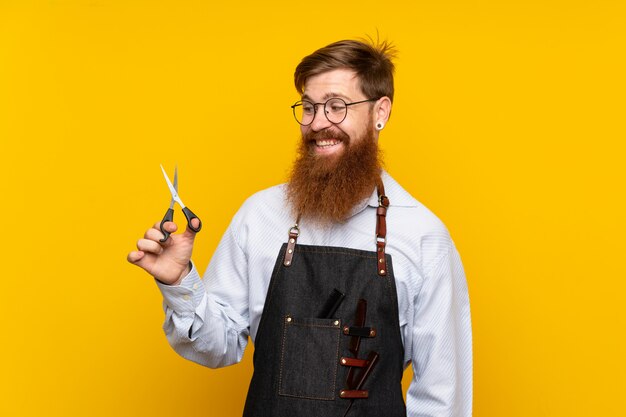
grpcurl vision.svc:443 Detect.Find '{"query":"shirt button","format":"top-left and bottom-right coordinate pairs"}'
top-left (193, 283), bottom-right (199, 290)
top-left (183, 295), bottom-right (191, 301)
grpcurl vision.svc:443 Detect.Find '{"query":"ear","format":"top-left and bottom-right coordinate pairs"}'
top-left (373, 96), bottom-right (392, 129)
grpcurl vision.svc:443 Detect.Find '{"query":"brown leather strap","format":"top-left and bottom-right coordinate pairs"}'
top-left (339, 390), bottom-right (369, 399)
top-left (283, 222), bottom-right (300, 267)
top-left (341, 351), bottom-right (379, 400)
top-left (376, 182), bottom-right (389, 276)
top-left (340, 357), bottom-right (369, 368)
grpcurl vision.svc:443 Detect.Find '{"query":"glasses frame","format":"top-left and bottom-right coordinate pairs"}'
top-left (290, 97), bottom-right (380, 126)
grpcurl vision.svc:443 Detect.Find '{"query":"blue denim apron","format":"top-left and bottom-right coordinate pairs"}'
top-left (243, 188), bottom-right (406, 417)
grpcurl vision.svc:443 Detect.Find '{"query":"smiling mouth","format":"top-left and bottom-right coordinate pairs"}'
top-left (315, 139), bottom-right (342, 149)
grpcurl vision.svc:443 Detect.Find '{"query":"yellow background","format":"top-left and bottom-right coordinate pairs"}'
top-left (1, 1), bottom-right (624, 416)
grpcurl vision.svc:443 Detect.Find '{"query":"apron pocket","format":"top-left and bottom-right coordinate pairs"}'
top-left (278, 315), bottom-right (341, 400)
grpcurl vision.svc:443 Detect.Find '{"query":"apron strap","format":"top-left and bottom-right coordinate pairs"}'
top-left (376, 181), bottom-right (389, 276)
top-left (283, 220), bottom-right (300, 267)
top-left (283, 181), bottom-right (390, 275)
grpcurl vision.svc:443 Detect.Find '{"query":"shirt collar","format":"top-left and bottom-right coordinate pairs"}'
top-left (349, 170), bottom-right (419, 217)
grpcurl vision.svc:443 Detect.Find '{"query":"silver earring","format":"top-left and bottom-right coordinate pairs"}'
top-left (376, 122), bottom-right (384, 130)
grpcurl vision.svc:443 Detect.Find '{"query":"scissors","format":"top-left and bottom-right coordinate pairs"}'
top-left (159, 165), bottom-right (202, 242)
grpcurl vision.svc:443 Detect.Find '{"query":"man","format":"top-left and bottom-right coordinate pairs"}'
top-left (128, 39), bottom-right (472, 417)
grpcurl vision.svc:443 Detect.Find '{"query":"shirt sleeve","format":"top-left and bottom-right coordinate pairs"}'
top-left (155, 224), bottom-right (250, 369)
top-left (406, 246), bottom-right (473, 417)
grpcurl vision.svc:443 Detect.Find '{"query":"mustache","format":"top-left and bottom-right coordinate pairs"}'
top-left (303, 128), bottom-right (350, 143)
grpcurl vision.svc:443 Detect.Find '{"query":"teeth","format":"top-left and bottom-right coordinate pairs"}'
top-left (316, 139), bottom-right (340, 147)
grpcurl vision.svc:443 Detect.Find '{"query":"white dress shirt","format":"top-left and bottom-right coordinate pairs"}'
top-left (156, 171), bottom-right (472, 417)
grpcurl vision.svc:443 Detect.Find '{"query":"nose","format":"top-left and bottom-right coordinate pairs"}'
top-left (309, 104), bottom-right (333, 132)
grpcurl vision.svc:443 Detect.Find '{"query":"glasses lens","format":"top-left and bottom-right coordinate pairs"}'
top-left (293, 100), bottom-right (315, 125)
top-left (324, 98), bottom-right (347, 124)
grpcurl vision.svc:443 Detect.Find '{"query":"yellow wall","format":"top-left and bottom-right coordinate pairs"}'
top-left (1, 1), bottom-right (624, 416)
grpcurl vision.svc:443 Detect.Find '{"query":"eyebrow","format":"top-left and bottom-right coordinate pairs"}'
top-left (301, 92), bottom-right (352, 102)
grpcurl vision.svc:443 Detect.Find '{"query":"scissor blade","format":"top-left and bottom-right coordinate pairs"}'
top-left (160, 164), bottom-right (186, 208)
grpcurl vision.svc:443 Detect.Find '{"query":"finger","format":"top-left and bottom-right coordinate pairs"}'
top-left (136, 238), bottom-right (164, 255)
top-left (127, 250), bottom-right (154, 274)
top-left (127, 250), bottom-right (145, 264)
top-left (182, 218), bottom-right (201, 239)
top-left (189, 217), bottom-right (200, 230)
top-left (152, 221), bottom-right (179, 243)
top-left (152, 221), bottom-right (179, 233)
top-left (145, 227), bottom-right (170, 242)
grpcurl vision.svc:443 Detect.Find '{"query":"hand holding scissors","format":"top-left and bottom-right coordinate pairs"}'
top-left (159, 165), bottom-right (202, 242)
top-left (127, 165), bottom-right (202, 285)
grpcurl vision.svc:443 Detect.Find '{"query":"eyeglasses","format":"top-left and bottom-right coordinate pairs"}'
top-left (290, 97), bottom-right (380, 126)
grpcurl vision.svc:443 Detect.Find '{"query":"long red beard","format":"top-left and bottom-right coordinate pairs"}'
top-left (286, 124), bottom-right (382, 225)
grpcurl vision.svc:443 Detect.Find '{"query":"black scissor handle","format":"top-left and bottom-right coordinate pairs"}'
top-left (182, 207), bottom-right (202, 233)
top-left (159, 208), bottom-right (174, 242)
